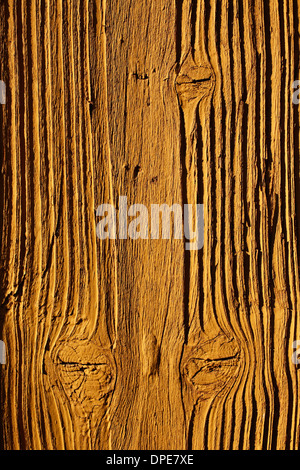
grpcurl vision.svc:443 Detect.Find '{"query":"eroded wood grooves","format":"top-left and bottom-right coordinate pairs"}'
top-left (0, 0), bottom-right (299, 450)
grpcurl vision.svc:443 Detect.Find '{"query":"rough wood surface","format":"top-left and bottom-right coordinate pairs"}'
top-left (0, 0), bottom-right (300, 450)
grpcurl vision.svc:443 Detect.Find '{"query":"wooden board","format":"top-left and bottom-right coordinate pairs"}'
top-left (0, 0), bottom-right (299, 450)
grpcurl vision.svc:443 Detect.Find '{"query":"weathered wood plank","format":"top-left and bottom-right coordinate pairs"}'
top-left (0, 0), bottom-right (299, 450)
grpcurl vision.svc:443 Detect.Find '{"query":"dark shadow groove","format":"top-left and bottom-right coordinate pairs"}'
top-left (195, 103), bottom-right (204, 331)
top-left (175, 0), bottom-right (183, 66)
top-left (190, 0), bottom-right (197, 60)
top-left (179, 107), bottom-right (190, 343)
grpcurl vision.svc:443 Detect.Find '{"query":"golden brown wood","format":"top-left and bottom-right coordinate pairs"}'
top-left (0, 0), bottom-right (300, 450)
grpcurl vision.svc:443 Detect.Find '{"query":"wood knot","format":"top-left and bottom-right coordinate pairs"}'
top-left (175, 52), bottom-right (214, 108)
top-left (181, 332), bottom-right (240, 400)
top-left (141, 332), bottom-right (160, 377)
top-left (54, 341), bottom-right (115, 415)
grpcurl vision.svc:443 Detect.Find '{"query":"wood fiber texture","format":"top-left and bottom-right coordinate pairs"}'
top-left (0, 0), bottom-right (300, 450)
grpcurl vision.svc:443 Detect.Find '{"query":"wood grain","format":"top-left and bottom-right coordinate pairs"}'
top-left (0, 0), bottom-right (299, 450)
